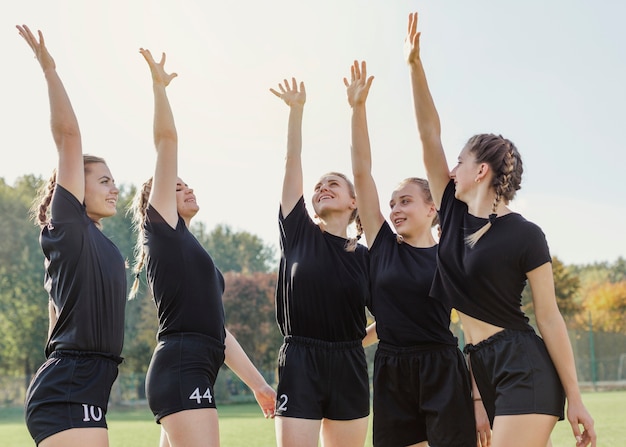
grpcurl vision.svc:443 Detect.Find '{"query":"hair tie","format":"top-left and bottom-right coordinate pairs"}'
top-left (488, 213), bottom-right (497, 225)
top-left (135, 272), bottom-right (140, 279)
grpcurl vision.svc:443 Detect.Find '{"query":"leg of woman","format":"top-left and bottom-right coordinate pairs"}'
top-left (320, 417), bottom-right (369, 447)
top-left (39, 428), bottom-right (109, 447)
top-left (491, 414), bottom-right (557, 447)
top-left (159, 408), bottom-right (219, 447)
top-left (275, 416), bottom-right (321, 447)
top-left (159, 426), bottom-right (170, 447)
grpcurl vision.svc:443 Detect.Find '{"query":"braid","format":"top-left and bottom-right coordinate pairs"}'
top-left (465, 137), bottom-right (518, 248)
top-left (344, 213), bottom-right (363, 252)
top-left (128, 178), bottom-right (153, 300)
top-left (31, 171), bottom-right (57, 227)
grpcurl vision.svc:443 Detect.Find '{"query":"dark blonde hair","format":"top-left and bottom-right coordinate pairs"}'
top-left (31, 155), bottom-right (108, 228)
top-left (394, 177), bottom-right (439, 244)
top-left (464, 134), bottom-right (523, 248)
top-left (316, 171), bottom-right (362, 252)
top-left (127, 177), bottom-right (153, 300)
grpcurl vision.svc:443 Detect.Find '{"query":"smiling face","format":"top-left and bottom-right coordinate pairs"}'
top-left (389, 181), bottom-right (436, 238)
top-left (311, 173), bottom-right (356, 221)
top-left (83, 161), bottom-right (119, 222)
top-left (175, 177), bottom-right (199, 220)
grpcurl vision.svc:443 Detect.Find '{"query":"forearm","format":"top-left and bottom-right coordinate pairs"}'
top-left (224, 329), bottom-right (268, 392)
top-left (350, 104), bottom-right (372, 178)
top-left (47, 300), bottom-right (57, 339)
top-left (152, 83), bottom-right (177, 148)
top-left (408, 60), bottom-right (441, 145)
top-left (45, 68), bottom-right (80, 150)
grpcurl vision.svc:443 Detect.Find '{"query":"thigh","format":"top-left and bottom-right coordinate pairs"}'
top-left (39, 427), bottom-right (109, 447)
top-left (492, 414), bottom-right (557, 447)
top-left (275, 416), bottom-right (321, 447)
top-left (160, 408), bottom-right (219, 447)
top-left (321, 417), bottom-right (369, 447)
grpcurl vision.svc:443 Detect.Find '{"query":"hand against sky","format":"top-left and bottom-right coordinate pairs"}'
top-left (343, 60), bottom-right (374, 108)
top-left (16, 25), bottom-right (55, 72)
top-left (139, 48), bottom-right (178, 87)
top-left (270, 77), bottom-right (306, 108)
top-left (404, 12), bottom-right (421, 66)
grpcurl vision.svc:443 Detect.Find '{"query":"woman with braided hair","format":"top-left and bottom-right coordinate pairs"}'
top-left (17, 25), bottom-right (126, 447)
top-left (405, 11), bottom-right (596, 447)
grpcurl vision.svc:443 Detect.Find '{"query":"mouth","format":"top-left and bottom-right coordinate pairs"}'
top-left (106, 198), bottom-right (117, 206)
top-left (318, 194), bottom-right (333, 202)
top-left (393, 217), bottom-right (406, 226)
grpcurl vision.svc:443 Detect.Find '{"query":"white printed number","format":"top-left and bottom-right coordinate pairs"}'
top-left (277, 394), bottom-right (288, 412)
top-left (189, 387), bottom-right (213, 404)
top-left (81, 404), bottom-right (103, 422)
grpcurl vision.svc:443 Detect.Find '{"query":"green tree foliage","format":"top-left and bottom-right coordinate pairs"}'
top-left (222, 271), bottom-right (281, 376)
top-left (580, 281), bottom-right (626, 334)
top-left (0, 176), bottom-right (48, 386)
top-left (192, 223), bottom-right (277, 274)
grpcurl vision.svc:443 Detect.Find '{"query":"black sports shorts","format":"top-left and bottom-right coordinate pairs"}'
top-left (275, 335), bottom-right (369, 420)
top-left (464, 328), bottom-right (565, 425)
top-left (373, 342), bottom-right (475, 447)
top-left (145, 332), bottom-right (225, 423)
top-left (25, 350), bottom-right (122, 444)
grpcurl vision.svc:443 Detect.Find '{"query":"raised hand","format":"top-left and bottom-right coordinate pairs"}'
top-left (139, 48), bottom-right (178, 87)
top-left (404, 12), bottom-right (421, 66)
top-left (270, 77), bottom-right (306, 108)
top-left (16, 25), bottom-right (55, 72)
top-left (343, 60), bottom-right (374, 108)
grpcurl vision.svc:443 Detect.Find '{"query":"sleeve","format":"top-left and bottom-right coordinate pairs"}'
top-left (278, 196), bottom-right (313, 252)
top-left (49, 184), bottom-right (87, 224)
top-left (521, 221), bottom-right (552, 274)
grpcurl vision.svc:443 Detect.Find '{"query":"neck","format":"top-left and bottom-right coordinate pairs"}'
top-left (318, 215), bottom-right (350, 238)
top-left (401, 229), bottom-right (436, 248)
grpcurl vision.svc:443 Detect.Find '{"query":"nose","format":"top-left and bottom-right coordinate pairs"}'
top-left (450, 166), bottom-right (458, 177)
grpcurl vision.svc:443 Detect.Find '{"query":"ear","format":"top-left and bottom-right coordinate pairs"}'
top-left (475, 162), bottom-right (490, 182)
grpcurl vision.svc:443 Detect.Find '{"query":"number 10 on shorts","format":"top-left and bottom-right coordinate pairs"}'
top-left (189, 387), bottom-right (213, 404)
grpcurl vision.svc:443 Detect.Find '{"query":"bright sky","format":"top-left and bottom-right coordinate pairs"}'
top-left (3, 1), bottom-right (625, 266)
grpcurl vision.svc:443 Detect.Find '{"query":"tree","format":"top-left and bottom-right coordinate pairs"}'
top-left (222, 271), bottom-right (282, 376)
top-left (580, 281), bottom-right (626, 333)
top-left (193, 223), bottom-right (277, 274)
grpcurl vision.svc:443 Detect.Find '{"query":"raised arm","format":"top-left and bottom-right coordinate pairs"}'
top-left (404, 12), bottom-right (450, 208)
top-left (224, 329), bottom-right (276, 419)
top-left (17, 25), bottom-right (84, 201)
top-left (139, 49), bottom-right (179, 227)
top-left (344, 60), bottom-right (384, 247)
top-left (270, 78), bottom-right (306, 216)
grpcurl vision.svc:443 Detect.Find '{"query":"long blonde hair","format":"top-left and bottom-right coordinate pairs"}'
top-left (127, 177), bottom-right (153, 299)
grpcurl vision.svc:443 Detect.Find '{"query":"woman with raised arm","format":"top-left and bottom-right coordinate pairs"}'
top-left (129, 49), bottom-right (275, 447)
top-left (345, 59), bottom-right (480, 447)
top-left (17, 25), bottom-right (126, 447)
top-left (269, 78), bottom-right (370, 447)
top-left (405, 11), bottom-right (596, 447)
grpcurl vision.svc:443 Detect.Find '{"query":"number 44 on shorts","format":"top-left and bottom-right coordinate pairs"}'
top-left (189, 387), bottom-right (213, 404)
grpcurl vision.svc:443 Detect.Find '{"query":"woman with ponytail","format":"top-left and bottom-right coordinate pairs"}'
top-left (18, 25), bottom-right (126, 447)
top-left (129, 48), bottom-right (275, 447)
top-left (269, 78), bottom-right (370, 447)
top-left (406, 11), bottom-right (596, 447)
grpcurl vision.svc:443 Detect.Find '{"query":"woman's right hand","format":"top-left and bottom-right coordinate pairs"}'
top-left (270, 77), bottom-right (306, 108)
top-left (139, 48), bottom-right (178, 87)
top-left (16, 25), bottom-right (56, 73)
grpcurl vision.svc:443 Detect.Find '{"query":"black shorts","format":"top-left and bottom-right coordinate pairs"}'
top-left (146, 332), bottom-right (225, 423)
top-left (373, 343), bottom-right (475, 447)
top-left (464, 329), bottom-right (565, 425)
top-left (275, 336), bottom-right (369, 420)
top-left (25, 350), bottom-right (122, 445)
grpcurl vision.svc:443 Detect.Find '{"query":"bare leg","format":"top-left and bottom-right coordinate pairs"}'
top-left (39, 427), bottom-right (109, 447)
top-left (159, 408), bottom-right (219, 447)
top-left (320, 417), bottom-right (369, 447)
top-left (491, 414), bottom-right (557, 447)
top-left (275, 416), bottom-right (321, 447)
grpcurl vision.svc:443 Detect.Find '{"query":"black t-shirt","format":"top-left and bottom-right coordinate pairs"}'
top-left (41, 185), bottom-right (127, 357)
top-left (369, 221), bottom-right (457, 347)
top-left (144, 205), bottom-right (226, 343)
top-left (275, 197), bottom-right (369, 342)
top-left (430, 180), bottom-right (551, 330)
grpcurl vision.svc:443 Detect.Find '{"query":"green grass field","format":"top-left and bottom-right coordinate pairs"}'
top-left (1, 391), bottom-right (623, 446)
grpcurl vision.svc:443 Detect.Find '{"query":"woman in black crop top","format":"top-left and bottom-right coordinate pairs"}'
top-left (129, 49), bottom-right (275, 447)
top-left (18, 25), bottom-right (126, 447)
top-left (405, 11), bottom-right (596, 447)
top-left (270, 78), bottom-right (370, 447)
top-left (345, 60), bottom-right (481, 447)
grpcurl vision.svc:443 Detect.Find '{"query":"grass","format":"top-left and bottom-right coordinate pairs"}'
top-left (1, 391), bottom-right (623, 446)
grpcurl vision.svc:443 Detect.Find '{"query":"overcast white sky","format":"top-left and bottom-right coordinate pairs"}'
top-left (3, 1), bottom-right (625, 265)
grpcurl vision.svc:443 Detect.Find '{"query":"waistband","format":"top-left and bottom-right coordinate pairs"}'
top-left (284, 335), bottom-right (362, 350)
top-left (463, 328), bottom-right (535, 355)
top-left (158, 332), bottom-right (225, 349)
top-left (378, 341), bottom-right (457, 356)
top-left (49, 349), bottom-right (123, 364)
